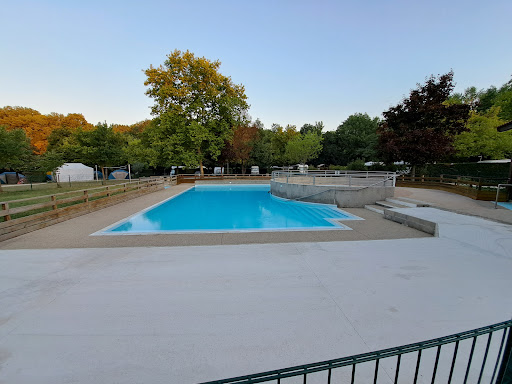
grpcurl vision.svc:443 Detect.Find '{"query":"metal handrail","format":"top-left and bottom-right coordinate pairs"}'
top-left (200, 319), bottom-right (512, 384)
top-left (494, 184), bottom-right (512, 208)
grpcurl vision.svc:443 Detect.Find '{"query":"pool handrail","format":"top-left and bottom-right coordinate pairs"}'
top-left (494, 183), bottom-right (512, 208)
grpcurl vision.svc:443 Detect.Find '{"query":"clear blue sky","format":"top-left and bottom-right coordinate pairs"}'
top-left (1, 0), bottom-right (511, 131)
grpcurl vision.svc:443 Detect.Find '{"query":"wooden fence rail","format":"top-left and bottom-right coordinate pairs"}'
top-left (396, 175), bottom-right (509, 201)
top-left (0, 177), bottom-right (168, 241)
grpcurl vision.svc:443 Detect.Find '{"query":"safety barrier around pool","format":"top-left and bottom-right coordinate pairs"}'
top-left (200, 319), bottom-right (512, 384)
top-left (270, 171), bottom-right (396, 207)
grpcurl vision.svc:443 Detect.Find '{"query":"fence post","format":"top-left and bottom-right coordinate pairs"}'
top-left (83, 190), bottom-right (89, 203)
top-left (2, 202), bottom-right (11, 221)
top-left (51, 195), bottom-right (57, 210)
top-left (496, 328), bottom-right (512, 384)
top-left (478, 178), bottom-right (482, 191)
top-left (106, 186), bottom-right (110, 197)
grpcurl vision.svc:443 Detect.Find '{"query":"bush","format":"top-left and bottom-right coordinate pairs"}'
top-left (346, 159), bottom-right (367, 171)
top-left (328, 165), bottom-right (347, 170)
top-left (421, 162), bottom-right (510, 181)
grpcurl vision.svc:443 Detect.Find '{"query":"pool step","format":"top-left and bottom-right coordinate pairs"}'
top-left (364, 198), bottom-right (429, 215)
top-left (387, 197), bottom-right (431, 207)
top-left (364, 204), bottom-right (385, 214)
top-left (376, 200), bottom-right (410, 209)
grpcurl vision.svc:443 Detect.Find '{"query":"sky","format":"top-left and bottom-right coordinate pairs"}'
top-left (1, 0), bottom-right (511, 131)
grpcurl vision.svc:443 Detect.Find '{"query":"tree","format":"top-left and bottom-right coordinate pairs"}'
top-left (454, 108), bottom-right (511, 159)
top-left (0, 107), bottom-right (92, 154)
top-left (222, 124), bottom-right (260, 174)
top-left (271, 124), bottom-right (299, 165)
top-left (0, 126), bottom-right (32, 170)
top-left (249, 128), bottom-right (274, 171)
top-left (336, 113), bottom-right (379, 163)
top-left (48, 123), bottom-right (126, 168)
top-left (378, 72), bottom-right (470, 175)
top-left (284, 132), bottom-right (323, 165)
top-left (300, 121), bottom-right (324, 136)
top-left (316, 130), bottom-right (343, 166)
top-left (144, 50), bottom-right (249, 175)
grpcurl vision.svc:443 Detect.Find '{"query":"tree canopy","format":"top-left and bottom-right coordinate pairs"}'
top-left (144, 50), bottom-right (249, 175)
top-left (378, 72), bottom-right (470, 173)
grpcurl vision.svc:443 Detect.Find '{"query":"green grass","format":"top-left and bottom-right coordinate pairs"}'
top-left (0, 180), bottom-right (129, 202)
top-left (0, 180), bottom-right (138, 221)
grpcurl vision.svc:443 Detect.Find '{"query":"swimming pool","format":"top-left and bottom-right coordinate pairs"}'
top-left (98, 184), bottom-right (361, 234)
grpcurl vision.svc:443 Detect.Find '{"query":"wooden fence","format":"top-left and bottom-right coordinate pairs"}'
top-left (396, 175), bottom-right (509, 201)
top-left (0, 178), bottom-right (168, 242)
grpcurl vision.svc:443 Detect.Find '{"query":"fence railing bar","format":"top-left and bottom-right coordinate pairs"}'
top-left (199, 320), bottom-right (512, 384)
top-left (478, 332), bottom-right (493, 384)
top-left (491, 328), bottom-right (508, 384)
top-left (495, 326), bottom-right (512, 384)
top-left (394, 354), bottom-right (401, 384)
top-left (463, 336), bottom-right (477, 384)
top-left (413, 349), bottom-right (422, 384)
top-left (374, 359), bottom-right (380, 384)
top-left (447, 340), bottom-right (460, 384)
top-left (431, 345), bottom-right (441, 384)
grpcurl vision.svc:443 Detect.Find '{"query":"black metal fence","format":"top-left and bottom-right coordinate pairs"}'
top-left (200, 319), bottom-right (512, 384)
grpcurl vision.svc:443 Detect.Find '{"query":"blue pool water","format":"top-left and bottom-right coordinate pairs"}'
top-left (102, 184), bottom-right (359, 234)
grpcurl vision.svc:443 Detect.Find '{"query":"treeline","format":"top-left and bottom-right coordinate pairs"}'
top-left (1, 52), bottom-right (511, 177)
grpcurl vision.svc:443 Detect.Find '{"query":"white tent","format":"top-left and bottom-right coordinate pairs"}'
top-left (55, 163), bottom-right (94, 182)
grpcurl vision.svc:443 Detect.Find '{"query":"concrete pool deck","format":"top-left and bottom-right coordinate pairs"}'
top-left (1, 185), bottom-right (512, 383)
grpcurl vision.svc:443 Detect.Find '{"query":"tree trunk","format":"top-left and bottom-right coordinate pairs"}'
top-left (241, 162), bottom-right (246, 175)
top-left (198, 148), bottom-right (204, 177)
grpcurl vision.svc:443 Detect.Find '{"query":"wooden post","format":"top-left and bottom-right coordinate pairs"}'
top-left (83, 190), bottom-right (89, 203)
top-left (51, 195), bottom-right (58, 210)
top-left (106, 186), bottom-right (110, 197)
top-left (2, 202), bottom-right (11, 221)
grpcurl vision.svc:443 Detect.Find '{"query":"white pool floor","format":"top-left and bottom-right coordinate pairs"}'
top-left (0, 208), bottom-right (511, 383)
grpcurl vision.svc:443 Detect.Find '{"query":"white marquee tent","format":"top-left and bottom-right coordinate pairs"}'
top-left (55, 163), bottom-right (94, 182)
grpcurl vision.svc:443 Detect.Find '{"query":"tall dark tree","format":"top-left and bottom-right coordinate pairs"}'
top-left (378, 72), bottom-right (470, 175)
top-left (336, 113), bottom-right (379, 163)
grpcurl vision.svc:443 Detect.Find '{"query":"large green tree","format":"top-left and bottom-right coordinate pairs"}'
top-left (454, 108), bottom-right (511, 159)
top-left (0, 126), bottom-right (32, 170)
top-left (144, 50), bottom-right (249, 175)
top-left (378, 72), bottom-right (470, 175)
top-left (336, 113), bottom-right (379, 163)
top-left (284, 132), bottom-right (323, 165)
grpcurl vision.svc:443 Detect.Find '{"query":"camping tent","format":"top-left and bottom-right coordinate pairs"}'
top-left (0, 172), bottom-right (25, 184)
top-left (108, 169), bottom-right (129, 180)
top-left (55, 163), bottom-right (94, 182)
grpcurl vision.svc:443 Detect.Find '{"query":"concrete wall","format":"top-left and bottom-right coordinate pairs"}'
top-left (270, 181), bottom-right (394, 207)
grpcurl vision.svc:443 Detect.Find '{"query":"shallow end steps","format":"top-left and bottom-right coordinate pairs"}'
top-left (389, 197), bottom-right (431, 207)
top-left (376, 200), bottom-right (410, 209)
top-left (384, 209), bottom-right (437, 236)
top-left (364, 204), bottom-right (385, 214)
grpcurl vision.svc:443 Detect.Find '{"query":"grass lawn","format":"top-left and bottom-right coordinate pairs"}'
top-left (0, 180), bottom-right (134, 220)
